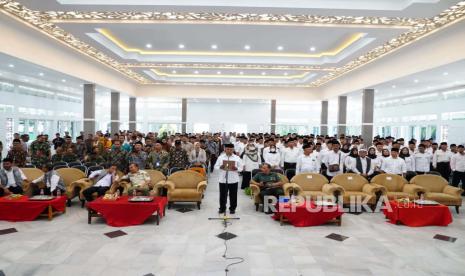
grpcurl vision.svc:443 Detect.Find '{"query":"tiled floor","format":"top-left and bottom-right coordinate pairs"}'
top-left (1, 171), bottom-right (464, 276)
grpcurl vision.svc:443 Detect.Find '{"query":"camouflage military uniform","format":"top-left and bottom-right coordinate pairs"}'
top-left (107, 149), bottom-right (128, 173)
top-left (147, 150), bottom-right (170, 175)
top-left (63, 153), bottom-right (79, 163)
top-left (51, 154), bottom-right (64, 164)
top-left (61, 142), bottom-right (76, 153)
top-left (86, 154), bottom-right (106, 165)
top-left (30, 141), bottom-right (51, 167)
top-left (6, 149), bottom-right (27, 167)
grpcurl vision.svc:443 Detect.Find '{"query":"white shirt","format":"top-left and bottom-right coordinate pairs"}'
top-left (413, 152), bottom-right (432, 172)
top-left (296, 152), bottom-right (320, 174)
top-left (451, 153), bottom-right (465, 172)
top-left (402, 156), bottom-right (415, 172)
top-left (381, 157), bottom-right (407, 175)
top-left (352, 157), bottom-right (374, 176)
top-left (264, 151), bottom-right (281, 168)
top-left (89, 169), bottom-right (118, 188)
top-left (433, 149), bottom-right (453, 168)
top-left (280, 147), bottom-right (300, 166)
top-left (32, 174), bottom-right (60, 191)
top-left (344, 156), bottom-right (356, 172)
top-left (323, 150), bottom-right (344, 177)
top-left (2, 168), bottom-right (27, 188)
top-left (214, 153), bottom-right (244, 184)
top-left (234, 142), bottom-right (245, 156)
top-left (242, 153), bottom-right (260, 172)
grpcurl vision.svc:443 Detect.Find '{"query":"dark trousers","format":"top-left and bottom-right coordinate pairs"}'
top-left (0, 186), bottom-right (23, 196)
top-left (284, 162), bottom-right (297, 179)
top-left (452, 171), bottom-right (465, 188)
top-left (219, 182), bottom-right (238, 212)
top-left (209, 154), bottom-right (218, 173)
top-left (241, 171), bottom-right (252, 189)
top-left (32, 186), bottom-right (64, 196)
top-left (260, 187), bottom-right (284, 211)
top-left (436, 162), bottom-right (451, 181)
top-left (83, 186), bottom-right (110, 202)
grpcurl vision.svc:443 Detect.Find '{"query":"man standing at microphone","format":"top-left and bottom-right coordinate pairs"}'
top-left (214, 143), bottom-right (243, 215)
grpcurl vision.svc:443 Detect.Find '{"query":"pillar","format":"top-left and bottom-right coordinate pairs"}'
top-left (129, 97), bottom-right (136, 131)
top-left (337, 96), bottom-right (347, 136)
top-left (181, 98), bottom-right (187, 133)
top-left (110, 91), bottom-right (120, 134)
top-left (320, 101), bottom-right (328, 136)
top-left (270, 99), bottom-right (276, 133)
top-left (362, 89), bottom-right (375, 143)
top-left (83, 83), bottom-right (95, 135)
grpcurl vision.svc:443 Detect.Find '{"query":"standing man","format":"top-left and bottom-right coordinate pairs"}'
top-left (295, 144), bottom-right (320, 174)
top-left (52, 133), bottom-right (65, 150)
top-left (206, 136), bottom-right (219, 173)
top-left (450, 145), bottom-right (465, 191)
top-left (7, 139), bottom-right (27, 167)
top-left (147, 141), bottom-right (170, 175)
top-left (214, 144), bottom-right (243, 215)
top-left (323, 141), bottom-right (344, 181)
top-left (30, 134), bottom-right (51, 168)
top-left (433, 142), bottom-right (453, 181)
top-left (352, 148), bottom-right (375, 179)
top-left (280, 138), bottom-right (300, 179)
top-left (413, 144), bottom-right (432, 174)
top-left (381, 148), bottom-right (407, 177)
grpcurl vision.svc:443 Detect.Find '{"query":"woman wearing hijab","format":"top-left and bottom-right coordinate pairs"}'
top-left (241, 143), bottom-right (261, 189)
top-left (345, 147), bottom-right (359, 173)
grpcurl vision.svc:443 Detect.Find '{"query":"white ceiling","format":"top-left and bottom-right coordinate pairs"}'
top-left (4, 0), bottom-right (465, 88)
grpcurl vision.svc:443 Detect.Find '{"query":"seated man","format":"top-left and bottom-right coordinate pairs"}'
top-left (63, 147), bottom-right (79, 163)
top-left (82, 164), bottom-right (119, 202)
top-left (0, 158), bottom-right (28, 196)
top-left (251, 163), bottom-right (284, 214)
top-left (31, 163), bottom-right (66, 196)
top-left (119, 163), bottom-right (151, 196)
top-left (51, 147), bottom-right (65, 163)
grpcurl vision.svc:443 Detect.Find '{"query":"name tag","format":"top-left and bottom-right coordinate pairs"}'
top-left (306, 175), bottom-right (313, 179)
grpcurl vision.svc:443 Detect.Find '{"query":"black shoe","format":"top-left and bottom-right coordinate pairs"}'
top-left (218, 209), bottom-right (226, 214)
top-left (265, 210), bottom-right (273, 215)
top-left (230, 210), bottom-right (235, 214)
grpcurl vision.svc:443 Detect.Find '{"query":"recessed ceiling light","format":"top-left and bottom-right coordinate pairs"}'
top-left (283, 72), bottom-right (288, 76)
top-left (310, 46), bottom-right (316, 52)
top-left (261, 72), bottom-right (266, 76)
top-left (277, 46), bottom-right (284, 51)
top-left (414, 79), bottom-right (419, 83)
top-left (39, 72), bottom-right (44, 77)
top-left (61, 79), bottom-right (66, 83)
top-left (8, 64), bottom-right (14, 68)
top-left (171, 70), bottom-right (177, 74)
top-left (217, 71), bottom-right (221, 75)
top-left (239, 71), bottom-right (244, 75)
top-left (178, 44), bottom-right (185, 49)
top-left (194, 70), bottom-right (199, 74)
top-left (145, 43), bottom-right (152, 49)
top-left (244, 45), bottom-right (250, 50)
top-left (443, 72), bottom-right (449, 76)
top-left (211, 44), bottom-right (218, 50)
top-left (391, 85), bottom-right (396, 88)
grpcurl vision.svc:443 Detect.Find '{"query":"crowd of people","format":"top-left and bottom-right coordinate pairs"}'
top-left (0, 131), bottom-right (464, 213)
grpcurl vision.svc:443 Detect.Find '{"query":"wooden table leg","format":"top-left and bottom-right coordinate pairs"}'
top-left (88, 209), bottom-right (92, 224)
top-left (48, 205), bottom-right (53, 221)
top-left (280, 214), bottom-right (284, 226)
top-left (156, 212), bottom-right (160, 226)
top-left (337, 215), bottom-right (342, 226)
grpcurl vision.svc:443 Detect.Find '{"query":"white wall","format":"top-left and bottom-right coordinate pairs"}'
top-left (374, 95), bottom-right (465, 144)
top-left (186, 100), bottom-right (271, 133)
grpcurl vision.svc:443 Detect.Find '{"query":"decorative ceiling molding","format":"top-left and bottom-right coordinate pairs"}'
top-left (0, 0), bottom-right (464, 88)
top-left (0, 0), bottom-right (150, 84)
top-left (122, 63), bottom-right (337, 72)
top-left (150, 69), bottom-right (310, 79)
top-left (311, 1), bottom-right (465, 87)
top-left (46, 11), bottom-right (421, 29)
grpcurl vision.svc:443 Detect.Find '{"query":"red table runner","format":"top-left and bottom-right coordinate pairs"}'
top-left (87, 196), bottom-right (168, 227)
top-left (0, 195), bottom-right (67, 222)
top-left (383, 201), bottom-right (452, 227)
top-left (273, 201), bottom-right (343, 227)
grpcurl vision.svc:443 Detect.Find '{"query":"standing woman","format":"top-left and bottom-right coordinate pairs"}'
top-left (368, 147), bottom-right (383, 175)
top-left (345, 147), bottom-right (358, 173)
top-left (400, 147), bottom-right (416, 181)
top-left (241, 143), bottom-right (260, 189)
